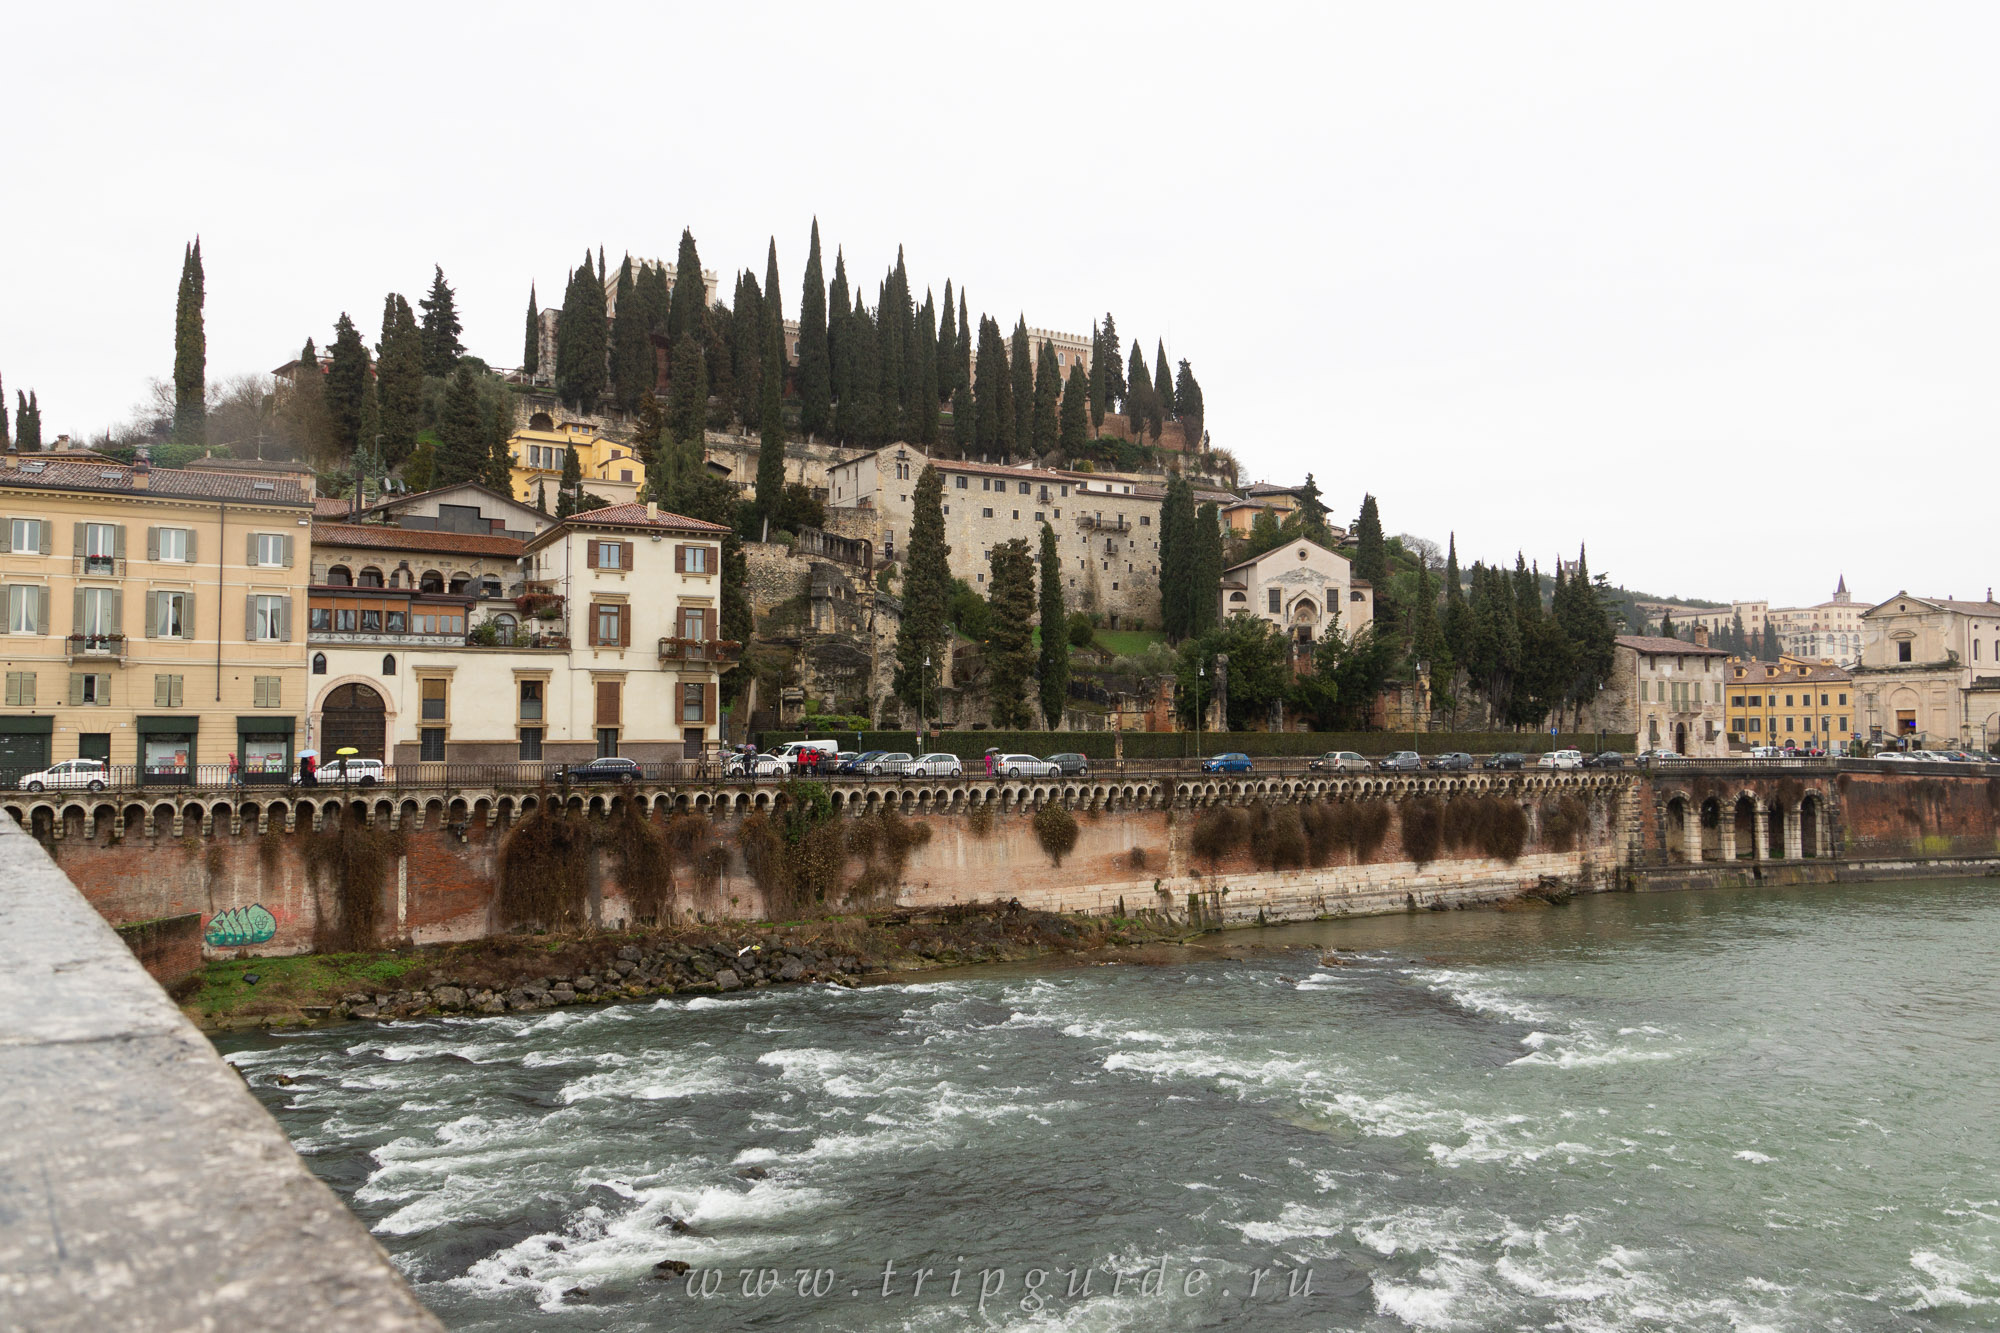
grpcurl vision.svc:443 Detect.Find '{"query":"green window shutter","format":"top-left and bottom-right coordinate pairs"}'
top-left (5, 674), bottom-right (18, 707)
top-left (36, 522), bottom-right (48, 556)
top-left (69, 673), bottom-right (84, 707)
top-left (0, 521), bottom-right (11, 556)
top-left (183, 591), bottom-right (194, 638)
top-left (245, 594), bottom-right (257, 639)
top-left (281, 534), bottom-right (295, 568)
top-left (186, 529), bottom-right (197, 563)
top-left (72, 587), bottom-right (84, 636)
top-left (145, 592), bottom-right (158, 639)
top-left (154, 675), bottom-right (169, 708)
top-left (34, 587), bottom-right (47, 636)
top-left (109, 590), bottom-right (122, 635)
top-left (246, 532), bottom-right (257, 566)
top-left (173, 676), bottom-right (183, 708)
top-left (72, 522), bottom-right (84, 559)
top-left (113, 525), bottom-right (126, 559)
top-left (279, 596), bottom-right (292, 642)
top-left (146, 527), bottom-right (159, 561)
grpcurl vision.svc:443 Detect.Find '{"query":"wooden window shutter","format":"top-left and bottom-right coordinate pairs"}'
top-left (114, 525), bottom-right (126, 559)
top-left (246, 532), bottom-right (258, 565)
top-left (69, 673), bottom-right (84, 706)
top-left (703, 682), bottom-right (716, 725)
top-left (145, 591), bottom-right (158, 639)
top-left (621, 541), bottom-right (634, 570)
top-left (586, 603), bottom-right (600, 646)
top-left (109, 590), bottom-right (122, 634)
top-left (37, 523), bottom-right (49, 556)
top-left (586, 541), bottom-right (599, 569)
top-left (703, 608), bottom-right (716, 641)
top-left (74, 522), bottom-right (85, 558)
top-left (595, 679), bottom-right (621, 726)
top-left (185, 529), bottom-right (197, 563)
top-left (34, 587), bottom-right (47, 636)
top-left (72, 587), bottom-right (84, 635)
top-left (279, 596), bottom-right (292, 642)
top-left (245, 593), bottom-right (257, 638)
top-left (674, 544), bottom-right (685, 574)
top-left (0, 520), bottom-right (13, 555)
top-left (182, 591), bottom-right (193, 636)
top-left (282, 534), bottom-right (295, 568)
top-left (146, 527), bottom-right (159, 561)
top-left (619, 605), bottom-right (631, 648)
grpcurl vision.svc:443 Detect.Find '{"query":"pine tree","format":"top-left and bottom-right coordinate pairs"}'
top-left (1037, 523), bottom-right (1069, 728)
top-left (986, 538), bottom-right (1036, 730)
top-left (1153, 340), bottom-right (1175, 419)
top-left (1088, 320), bottom-right (1107, 429)
top-left (1059, 360), bottom-right (1089, 454)
top-left (172, 238), bottom-right (205, 444)
top-left (1175, 359), bottom-right (1205, 451)
top-left (665, 332), bottom-right (707, 448)
top-left (798, 220), bottom-right (831, 438)
top-left (523, 286), bottom-right (540, 376)
top-left (418, 266), bottom-right (464, 376)
top-left (556, 445), bottom-right (582, 519)
top-left (894, 465), bottom-right (951, 717)
top-left (1031, 341), bottom-right (1061, 458)
top-left (373, 293), bottom-right (424, 467)
top-left (1099, 313), bottom-right (1125, 408)
top-left (325, 313), bottom-right (371, 455)
top-left (668, 228), bottom-right (705, 346)
top-left (1192, 501), bottom-right (1224, 635)
top-left (1010, 319), bottom-right (1034, 458)
top-left (612, 257), bottom-right (654, 411)
top-left (433, 366), bottom-right (485, 485)
top-left (1295, 473), bottom-right (1331, 543)
top-left (554, 252), bottom-right (608, 408)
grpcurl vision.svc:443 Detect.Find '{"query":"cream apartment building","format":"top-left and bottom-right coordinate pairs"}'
top-left (0, 454), bottom-right (312, 781)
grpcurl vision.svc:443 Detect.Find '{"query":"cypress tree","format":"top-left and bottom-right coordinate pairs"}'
top-left (282, 338), bottom-right (335, 466)
top-left (1175, 359), bottom-right (1204, 451)
top-left (1192, 501), bottom-right (1224, 635)
top-left (523, 286), bottom-right (540, 376)
top-left (1296, 473), bottom-right (1331, 543)
top-left (1443, 534), bottom-right (1471, 666)
top-left (798, 220), bottom-right (831, 438)
top-left (703, 298), bottom-right (734, 431)
top-left (761, 237), bottom-right (784, 416)
top-left (612, 257), bottom-right (654, 411)
top-left (754, 327), bottom-right (786, 540)
top-left (1010, 318), bottom-right (1034, 457)
top-left (893, 465), bottom-right (951, 717)
top-left (951, 290), bottom-right (975, 452)
top-left (972, 316), bottom-right (1010, 457)
top-left (847, 304), bottom-right (882, 446)
top-left (1037, 522), bottom-right (1069, 728)
top-left (1153, 341), bottom-right (1175, 419)
top-left (731, 271), bottom-right (763, 429)
top-left (985, 538), bottom-right (1036, 730)
top-left (536, 479), bottom-right (548, 513)
top-left (1731, 610), bottom-right (1748, 656)
top-left (15, 391), bottom-right (42, 452)
top-left (435, 366), bottom-right (485, 486)
top-left (1088, 319), bottom-right (1107, 429)
top-left (1031, 341), bottom-right (1062, 458)
top-left (665, 332), bottom-right (707, 449)
top-left (878, 251), bottom-right (910, 434)
top-left (668, 228), bottom-right (705, 346)
top-left (482, 394), bottom-right (515, 493)
top-left (554, 252), bottom-right (607, 409)
top-left (375, 292), bottom-right (424, 467)
top-left (827, 250), bottom-right (851, 430)
top-left (324, 313), bottom-right (370, 455)
top-left (172, 239), bottom-right (206, 445)
top-left (556, 445), bottom-right (582, 518)
top-left (1059, 360), bottom-right (1089, 454)
top-left (418, 266), bottom-right (464, 376)
top-left (1099, 313), bottom-right (1125, 407)
top-left (1159, 472), bottom-right (1198, 639)
top-left (1351, 494), bottom-right (1386, 587)
top-left (1658, 609), bottom-right (1677, 639)
top-left (914, 291), bottom-right (940, 446)
top-left (937, 280), bottom-right (957, 408)
top-left (0, 373), bottom-right (9, 450)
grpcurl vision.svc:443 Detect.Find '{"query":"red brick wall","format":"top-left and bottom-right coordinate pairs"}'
top-left (113, 913), bottom-right (203, 988)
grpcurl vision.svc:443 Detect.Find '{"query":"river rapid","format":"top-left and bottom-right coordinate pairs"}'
top-left (220, 878), bottom-right (2000, 1331)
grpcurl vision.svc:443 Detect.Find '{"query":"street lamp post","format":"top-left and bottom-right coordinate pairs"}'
top-left (921, 653), bottom-right (930, 749)
top-left (1195, 661), bottom-right (1205, 765)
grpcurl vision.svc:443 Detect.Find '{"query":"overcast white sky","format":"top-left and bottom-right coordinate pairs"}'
top-left (5, 3), bottom-right (1993, 608)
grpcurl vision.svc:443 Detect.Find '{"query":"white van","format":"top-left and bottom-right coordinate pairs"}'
top-left (774, 739), bottom-right (840, 771)
top-left (1537, 749), bottom-right (1583, 770)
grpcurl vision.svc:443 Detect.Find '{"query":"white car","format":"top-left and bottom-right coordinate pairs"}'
top-left (322, 757), bottom-right (385, 786)
top-left (908, 753), bottom-right (964, 777)
top-left (726, 751), bottom-right (789, 777)
top-left (17, 758), bottom-right (109, 792)
top-left (995, 754), bottom-right (1061, 778)
top-left (1537, 749), bottom-right (1583, 770)
top-left (1636, 748), bottom-right (1684, 764)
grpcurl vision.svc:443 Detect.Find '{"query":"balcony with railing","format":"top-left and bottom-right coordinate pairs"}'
top-left (658, 637), bottom-right (744, 666)
top-left (73, 555), bottom-right (124, 578)
top-left (67, 633), bottom-right (127, 662)
top-left (1075, 513), bottom-right (1131, 533)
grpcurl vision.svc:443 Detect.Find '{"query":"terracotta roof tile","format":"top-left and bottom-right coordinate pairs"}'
top-left (312, 522), bottom-right (524, 558)
top-left (560, 503), bottom-right (730, 533)
top-left (1617, 635), bottom-right (1728, 656)
top-left (0, 459), bottom-right (310, 505)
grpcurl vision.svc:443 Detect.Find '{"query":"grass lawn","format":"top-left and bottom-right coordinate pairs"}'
top-left (190, 950), bottom-right (435, 1023)
top-left (1093, 629), bottom-right (1168, 657)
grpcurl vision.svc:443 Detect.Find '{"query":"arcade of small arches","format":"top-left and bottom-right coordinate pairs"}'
top-left (1655, 785), bottom-right (1835, 863)
top-left (1, 772), bottom-right (1622, 844)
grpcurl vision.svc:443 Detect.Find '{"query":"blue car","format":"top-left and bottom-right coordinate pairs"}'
top-left (1201, 752), bottom-right (1253, 773)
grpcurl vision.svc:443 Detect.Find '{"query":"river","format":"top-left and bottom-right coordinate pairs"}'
top-left (220, 878), bottom-right (2000, 1330)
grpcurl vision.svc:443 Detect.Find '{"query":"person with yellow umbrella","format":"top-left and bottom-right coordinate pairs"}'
top-left (333, 746), bottom-right (361, 787)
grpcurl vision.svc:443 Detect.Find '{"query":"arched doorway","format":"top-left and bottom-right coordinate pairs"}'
top-left (529, 411), bottom-right (554, 431)
top-left (1674, 722), bottom-right (1687, 755)
top-left (320, 683), bottom-right (387, 760)
top-left (1767, 802), bottom-right (1789, 860)
top-left (1800, 795), bottom-right (1820, 858)
top-left (1664, 795), bottom-right (1690, 862)
top-left (1733, 795), bottom-right (1757, 860)
top-left (1699, 797), bottom-right (1722, 861)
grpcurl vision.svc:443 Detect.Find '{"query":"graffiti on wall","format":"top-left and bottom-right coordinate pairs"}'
top-left (204, 904), bottom-right (277, 947)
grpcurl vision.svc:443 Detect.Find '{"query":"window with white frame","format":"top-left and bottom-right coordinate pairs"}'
top-left (253, 594), bottom-right (285, 641)
top-left (254, 533), bottom-right (286, 566)
top-left (156, 528), bottom-right (190, 562)
top-left (10, 518), bottom-right (42, 553)
top-left (7, 586), bottom-right (39, 634)
top-left (156, 590), bottom-right (188, 638)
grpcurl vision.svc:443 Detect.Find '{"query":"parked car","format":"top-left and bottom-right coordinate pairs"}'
top-left (864, 752), bottom-right (914, 776)
top-left (996, 754), bottom-right (1062, 777)
top-left (1482, 752), bottom-right (1527, 770)
top-left (17, 758), bottom-right (109, 792)
top-left (1046, 752), bottom-right (1092, 776)
top-left (1308, 751), bottom-right (1371, 773)
top-left (323, 756), bottom-right (386, 786)
top-left (1376, 751), bottom-right (1421, 772)
top-left (566, 756), bottom-right (643, 783)
top-left (726, 751), bottom-right (789, 778)
top-left (1425, 752), bottom-right (1474, 771)
top-left (1200, 752), bottom-right (1254, 774)
top-left (831, 751), bottom-right (857, 771)
top-left (1537, 749), bottom-right (1583, 770)
top-left (908, 753), bottom-right (964, 777)
top-left (835, 750), bottom-right (885, 774)
top-left (774, 739), bottom-right (840, 768)
top-left (1748, 746), bottom-right (1785, 759)
top-left (1636, 748), bottom-right (1684, 764)
top-left (1584, 751), bottom-right (1626, 768)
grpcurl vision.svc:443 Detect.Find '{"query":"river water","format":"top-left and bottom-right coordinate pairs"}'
top-left (220, 878), bottom-right (2000, 1331)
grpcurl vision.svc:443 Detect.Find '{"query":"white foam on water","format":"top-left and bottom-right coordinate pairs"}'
top-left (558, 1054), bottom-right (742, 1103)
top-left (1905, 1248), bottom-right (2000, 1309)
top-left (1406, 966), bottom-right (1556, 1025)
top-left (1371, 1254), bottom-right (1486, 1330)
top-left (1492, 1253), bottom-right (1611, 1301)
top-left (1733, 1149), bottom-right (1774, 1163)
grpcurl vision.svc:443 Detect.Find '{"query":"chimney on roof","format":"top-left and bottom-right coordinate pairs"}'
top-left (1693, 624), bottom-right (1709, 648)
top-left (646, 500), bottom-right (657, 521)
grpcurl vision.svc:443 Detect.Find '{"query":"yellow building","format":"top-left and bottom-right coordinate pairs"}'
top-left (1725, 655), bottom-right (1856, 753)
top-left (0, 454), bottom-right (313, 781)
top-left (508, 424), bottom-right (646, 510)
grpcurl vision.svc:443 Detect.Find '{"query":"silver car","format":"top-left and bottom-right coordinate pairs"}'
top-left (909, 753), bottom-right (964, 777)
top-left (864, 752), bottom-right (914, 775)
top-left (995, 754), bottom-right (1061, 778)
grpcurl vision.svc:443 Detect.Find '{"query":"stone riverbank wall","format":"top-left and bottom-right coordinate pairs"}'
top-left (11, 766), bottom-right (1999, 959)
